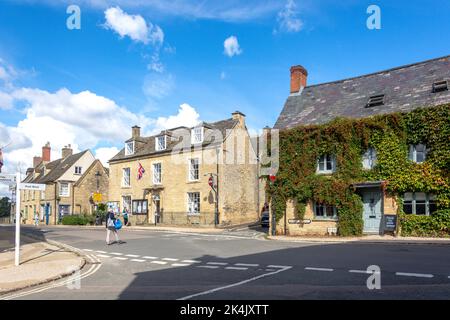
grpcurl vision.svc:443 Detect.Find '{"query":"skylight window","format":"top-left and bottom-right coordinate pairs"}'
top-left (366, 94), bottom-right (385, 108)
top-left (432, 80), bottom-right (448, 93)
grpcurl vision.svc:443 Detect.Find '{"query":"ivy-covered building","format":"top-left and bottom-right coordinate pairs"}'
top-left (271, 55), bottom-right (450, 237)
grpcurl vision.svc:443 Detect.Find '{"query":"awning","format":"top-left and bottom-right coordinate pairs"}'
top-left (351, 181), bottom-right (386, 189)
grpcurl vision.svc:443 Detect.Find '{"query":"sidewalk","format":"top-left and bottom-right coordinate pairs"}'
top-left (268, 234), bottom-right (450, 245)
top-left (0, 228), bottom-right (85, 295)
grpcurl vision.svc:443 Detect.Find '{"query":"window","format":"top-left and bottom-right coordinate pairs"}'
top-left (432, 80), bottom-right (448, 93)
top-left (153, 163), bottom-right (162, 185)
top-left (314, 203), bottom-right (337, 220)
top-left (317, 154), bottom-right (336, 174)
top-left (122, 196), bottom-right (131, 212)
top-left (191, 127), bottom-right (204, 144)
top-left (75, 166), bottom-right (82, 175)
top-left (125, 141), bottom-right (135, 156)
top-left (409, 144), bottom-right (427, 163)
top-left (59, 182), bottom-right (69, 197)
top-left (403, 192), bottom-right (437, 216)
top-left (132, 200), bottom-right (148, 215)
top-left (41, 190), bottom-right (45, 200)
top-left (32, 191), bottom-right (35, 200)
top-left (189, 158), bottom-right (200, 181)
top-left (362, 148), bottom-right (377, 170)
top-left (155, 136), bottom-right (167, 151)
top-left (366, 94), bottom-right (385, 108)
top-left (122, 168), bottom-right (131, 187)
top-left (187, 192), bottom-right (200, 215)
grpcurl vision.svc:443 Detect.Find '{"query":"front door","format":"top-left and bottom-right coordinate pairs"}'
top-left (362, 190), bottom-right (382, 234)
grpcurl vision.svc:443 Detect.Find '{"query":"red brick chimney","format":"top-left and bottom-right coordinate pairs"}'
top-left (290, 65), bottom-right (308, 94)
top-left (42, 142), bottom-right (51, 162)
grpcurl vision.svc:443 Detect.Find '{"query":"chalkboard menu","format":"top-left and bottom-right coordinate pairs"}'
top-left (384, 215), bottom-right (397, 232)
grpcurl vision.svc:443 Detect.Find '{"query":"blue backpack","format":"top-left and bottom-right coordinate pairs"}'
top-left (114, 219), bottom-right (123, 230)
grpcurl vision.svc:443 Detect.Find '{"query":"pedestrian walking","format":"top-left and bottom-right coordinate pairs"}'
top-left (106, 210), bottom-right (123, 245)
top-left (34, 212), bottom-right (39, 227)
top-left (123, 208), bottom-right (129, 227)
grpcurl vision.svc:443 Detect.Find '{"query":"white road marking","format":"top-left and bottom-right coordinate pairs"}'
top-left (349, 269), bottom-right (371, 274)
top-left (162, 258), bottom-right (179, 261)
top-left (172, 263), bottom-right (190, 267)
top-left (143, 256), bottom-right (158, 259)
top-left (235, 263), bottom-right (259, 267)
top-left (265, 269), bottom-right (276, 272)
top-left (396, 272), bottom-right (434, 278)
top-left (179, 266), bottom-right (292, 300)
top-left (225, 267), bottom-right (248, 271)
top-left (182, 260), bottom-right (202, 264)
top-left (82, 249), bottom-right (93, 252)
top-left (267, 265), bottom-right (291, 269)
top-left (207, 262), bottom-right (228, 266)
top-left (95, 250), bottom-right (107, 254)
top-left (109, 252), bottom-right (123, 256)
top-left (151, 261), bottom-right (168, 265)
top-left (197, 265), bottom-right (219, 269)
top-left (125, 254), bottom-right (140, 258)
top-left (131, 259), bottom-right (146, 262)
top-left (305, 267), bottom-right (334, 272)
top-left (113, 257), bottom-right (128, 261)
top-left (96, 254), bottom-right (111, 258)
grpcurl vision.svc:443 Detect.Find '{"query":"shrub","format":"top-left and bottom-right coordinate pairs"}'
top-left (400, 209), bottom-right (450, 237)
top-left (61, 214), bottom-right (93, 226)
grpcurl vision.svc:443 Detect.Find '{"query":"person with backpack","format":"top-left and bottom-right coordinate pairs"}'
top-left (105, 210), bottom-right (123, 245)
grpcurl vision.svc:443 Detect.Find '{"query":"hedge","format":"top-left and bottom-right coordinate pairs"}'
top-left (400, 209), bottom-right (450, 237)
top-left (61, 214), bottom-right (95, 226)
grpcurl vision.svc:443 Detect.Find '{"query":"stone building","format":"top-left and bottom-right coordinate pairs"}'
top-left (108, 111), bottom-right (262, 227)
top-left (20, 143), bottom-right (109, 224)
top-left (272, 55), bottom-right (450, 236)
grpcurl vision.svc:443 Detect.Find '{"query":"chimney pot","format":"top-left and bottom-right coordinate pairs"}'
top-left (62, 145), bottom-right (73, 159)
top-left (232, 111), bottom-right (246, 127)
top-left (132, 125), bottom-right (141, 139)
top-left (290, 65), bottom-right (308, 94)
top-left (33, 156), bottom-right (42, 168)
top-left (42, 142), bottom-right (51, 162)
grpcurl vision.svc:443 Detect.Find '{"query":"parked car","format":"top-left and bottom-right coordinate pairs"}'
top-left (260, 211), bottom-right (270, 228)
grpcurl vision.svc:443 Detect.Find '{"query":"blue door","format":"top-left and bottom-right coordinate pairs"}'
top-left (362, 190), bottom-right (382, 234)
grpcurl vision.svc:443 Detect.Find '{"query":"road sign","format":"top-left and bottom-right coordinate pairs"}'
top-left (0, 174), bottom-right (16, 184)
top-left (18, 183), bottom-right (46, 191)
top-left (92, 193), bottom-right (102, 202)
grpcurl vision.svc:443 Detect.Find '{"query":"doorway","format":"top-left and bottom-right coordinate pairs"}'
top-left (361, 189), bottom-right (383, 234)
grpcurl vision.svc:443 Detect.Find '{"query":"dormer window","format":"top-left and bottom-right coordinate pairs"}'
top-left (409, 144), bottom-right (427, 163)
top-left (317, 154), bottom-right (336, 174)
top-left (125, 141), bottom-right (135, 156)
top-left (432, 80), bottom-right (448, 93)
top-left (191, 127), bottom-right (204, 144)
top-left (366, 94), bottom-right (385, 108)
top-left (155, 135), bottom-right (167, 151)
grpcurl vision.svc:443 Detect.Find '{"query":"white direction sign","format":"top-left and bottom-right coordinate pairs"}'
top-left (18, 183), bottom-right (46, 191)
top-left (0, 174), bottom-right (16, 184)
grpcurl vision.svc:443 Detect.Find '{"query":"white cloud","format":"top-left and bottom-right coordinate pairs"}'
top-left (0, 91), bottom-right (14, 109)
top-left (153, 103), bottom-right (200, 133)
top-left (142, 73), bottom-right (175, 99)
top-left (147, 52), bottom-right (164, 73)
top-left (104, 6), bottom-right (164, 46)
top-left (95, 147), bottom-right (120, 167)
top-left (275, 0), bottom-right (304, 33)
top-left (223, 36), bottom-right (242, 58)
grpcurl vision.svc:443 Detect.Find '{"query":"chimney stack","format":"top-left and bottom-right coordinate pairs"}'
top-left (232, 111), bottom-right (246, 127)
top-left (62, 144), bottom-right (73, 159)
top-left (33, 156), bottom-right (42, 168)
top-left (132, 126), bottom-right (141, 139)
top-left (42, 142), bottom-right (51, 162)
top-left (290, 65), bottom-right (308, 94)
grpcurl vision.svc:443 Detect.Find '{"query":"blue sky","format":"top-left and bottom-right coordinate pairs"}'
top-left (0, 0), bottom-right (449, 182)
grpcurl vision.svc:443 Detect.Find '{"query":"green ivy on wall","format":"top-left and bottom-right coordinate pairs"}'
top-left (267, 104), bottom-right (450, 236)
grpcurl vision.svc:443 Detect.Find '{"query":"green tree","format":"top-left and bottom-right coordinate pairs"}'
top-left (0, 197), bottom-right (11, 217)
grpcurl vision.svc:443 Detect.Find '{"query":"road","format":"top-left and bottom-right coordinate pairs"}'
top-left (1, 225), bottom-right (450, 300)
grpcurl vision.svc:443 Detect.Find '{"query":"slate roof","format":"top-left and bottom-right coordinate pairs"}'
top-left (274, 55), bottom-right (450, 129)
top-left (110, 118), bottom-right (239, 163)
top-left (32, 151), bottom-right (88, 184)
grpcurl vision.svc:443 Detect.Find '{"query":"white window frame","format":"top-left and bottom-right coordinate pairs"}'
top-left (314, 202), bottom-right (338, 220)
top-left (152, 162), bottom-right (162, 185)
top-left (362, 148), bottom-right (377, 170)
top-left (75, 166), bottom-right (82, 175)
top-left (122, 167), bottom-right (131, 187)
top-left (317, 154), bottom-right (336, 174)
top-left (187, 192), bottom-right (201, 215)
top-left (191, 127), bottom-right (204, 144)
top-left (132, 199), bottom-right (148, 215)
top-left (403, 192), bottom-right (437, 216)
top-left (409, 144), bottom-right (427, 163)
top-left (59, 182), bottom-right (70, 197)
top-left (41, 190), bottom-right (45, 200)
top-left (125, 141), bottom-right (135, 156)
top-left (155, 135), bottom-right (167, 151)
top-left (188, 158), bottom-right (200, 181)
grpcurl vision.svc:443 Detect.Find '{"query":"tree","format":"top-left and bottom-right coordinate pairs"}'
top-left (0, 197), bottom-right (11, 217)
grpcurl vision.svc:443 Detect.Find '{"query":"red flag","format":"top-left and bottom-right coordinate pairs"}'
top-left (0, 149), bottom-right (3, 173)
top-left (137, 162), bottom-right (145, 180)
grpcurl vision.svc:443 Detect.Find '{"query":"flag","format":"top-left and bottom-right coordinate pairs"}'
top-left (0, 149), bottom-right (3, 173)
top-left (137, 162), bottom-right (145, 180)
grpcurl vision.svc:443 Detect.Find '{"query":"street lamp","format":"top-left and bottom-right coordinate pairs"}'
top-left (204, 172), bottom-right (219, 227)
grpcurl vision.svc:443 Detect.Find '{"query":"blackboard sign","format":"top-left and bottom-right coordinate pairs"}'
top-left (384, 215), bottom-right (397, 231)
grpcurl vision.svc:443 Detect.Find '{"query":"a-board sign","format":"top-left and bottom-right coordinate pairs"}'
top-left (288, 219), bottom-right (312, 224)
top-left (384, 215), bottom-right (397, 231)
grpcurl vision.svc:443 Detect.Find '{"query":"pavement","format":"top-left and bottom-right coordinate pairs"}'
top-left (0, 224), bottom-right (449, 300)
top-left (0, 227), bottom-right (85, 295)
